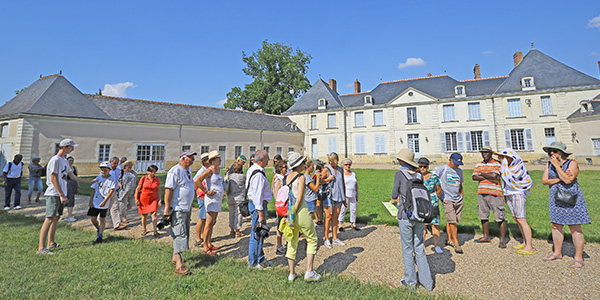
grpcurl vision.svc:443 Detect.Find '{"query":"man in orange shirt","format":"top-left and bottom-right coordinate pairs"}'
top-left (472, 146), bottom-right (507, 248)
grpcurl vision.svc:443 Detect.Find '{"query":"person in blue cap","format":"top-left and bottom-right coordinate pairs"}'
top-left (433, 152), bottom-right (464, 254)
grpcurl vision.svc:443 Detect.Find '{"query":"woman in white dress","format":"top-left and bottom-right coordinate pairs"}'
top-left (195, 151), bottom-right (224, 255)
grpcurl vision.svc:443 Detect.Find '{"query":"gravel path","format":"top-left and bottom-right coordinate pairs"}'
top-left (11, 193), bottom-right (598, 300)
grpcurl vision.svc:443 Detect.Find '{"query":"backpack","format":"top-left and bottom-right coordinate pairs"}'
top-left (400, 170), bottom-right (434, 223)
top-left (239, 169), bottom-right (266, 217)
top-left (275, 173), bottom-right (302, 217)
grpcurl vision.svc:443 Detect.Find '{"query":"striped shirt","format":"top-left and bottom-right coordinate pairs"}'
top-left (473, 159), bottom-right (503, 197)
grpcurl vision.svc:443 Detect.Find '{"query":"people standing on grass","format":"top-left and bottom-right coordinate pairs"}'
top-left (472, 146), bottom-right (507, 248)
top-left (272, 159), bottom-right (288, 255)
top-left (495, 148), bottom-right (535, 255)
top-left (418, 157), bottom-right (443, 254)
top-left (194, 152), bottom-right (209, 247)
top-left (542, 141), bottom-right (590, 268)
top-left (108, 157), bottom-right (126, 230)
top-left (164, 150), bottom-right (196, 275)
top-left (224, 161), bottom-right (246, 237)
top-left (117, 161), bottom-right (137, 225)
top-left (65, 156), bottom-right (79, 222)
top-left (338, 158), bottom-right (360, 231)
top-left (135, 164), bottom-right (161, 236)
top-left (321, 152), bottom-right (347, 248)
top-left (88, 161), bottom-right (117, 244)
top-left (3, 154), bottom-right (24, 210)
top-left (303, 159), bottom-right (320, 221)
top-left (247, 150), bottom-right (273, 269)
top-left (391, 149), bottom-right (433, 291)
top-left (195, 150), bottom-right (224, 255)
top-left (28, 156), bottom-right (44, 204)
top-left (433, 152), bottom-right (464, 254)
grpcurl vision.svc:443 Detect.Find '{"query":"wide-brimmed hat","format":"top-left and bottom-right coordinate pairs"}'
top-left (208, 150), bottom-right (221, 161)
top-left (479, 146), bottom-right (494, 153)
top-left (287, 151), bottom-right (306, 169)
top-left (542, 141), bottom-right (572, 156)
top-left (396, 149), bottom-right (418, 168)
top-left (199, 152), bottom-right (209, 161)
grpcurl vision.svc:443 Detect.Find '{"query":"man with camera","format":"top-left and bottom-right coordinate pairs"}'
top-left (247, 150), bottom-right (273, 269)
top-left (164, 150), bottom-right (197, 275)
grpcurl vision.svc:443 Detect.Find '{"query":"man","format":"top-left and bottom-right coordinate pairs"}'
top-left (472, 146), bottom-right (507, 248)
top-left (108, 157), bottom-right (126, 230)
top-left (164, 150), bottom-right (197, 275)
top-left (433, 152), bottom-right (464, 254)
top-left (247, 150), bottom-right (273, 269)
top-left (37, 139), bottom-right (93, 254)
top-left (3, 154), bottom-right (24, 210)
top-left (194, 152), bottom-right (210, 247)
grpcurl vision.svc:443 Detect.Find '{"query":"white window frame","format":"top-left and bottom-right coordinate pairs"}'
top-left (218, 145), bottom-right (227, 167)
top-left (288, 147), bottom-right (294, 153)
top-left (364, 95), bottom-right (373, 106)
top-left (521, 77), bottom-right (535, 91)
top-left (276, 146), bottom-right (283, 156)
top-left (263, 146), bottom-right (270, 155)
top-left (455, 85), bottom-right (466, 97)
top-left (373, 110), bottom-right (384, 126)
top-left (234, 145), bottom-right (242, 158)
top-left (355, 135), bottom-right (366, 154)
top-left (374, 134), bottom-right (386, 154)
top-left (592, 138), bottom-right (600, 155)
top-left (443, 104), bottom-right (455, 122)
top-left (310, 115), bottom-right (317, 130)
top-left (407, 134), bottom-right (420, 155)
top-left (545, 128), bottom-right (556, 146)
top-left (327, 137), bottom-right (338, 154)
top-left (354, 111), bottom-right (364, 127)
top-left (440, 132), bottom-right (464, 152)
top-left (468, 102), bottom-right (481, 120)
top-left (98, 144), bottom-right (112, 162)
top-left (541, 96), bottom-right (553, 115)
top-left (327, 113), bottom-right (336, 129)
top-left (181, 145), bottom-right (191, 152)
top-left (200, 145), bottom-right (210, 154)
top-left (135, 143), bottom-right (166, 172)
top-left (504, 128), bottom-right (533, 151)
top-left (318, 98), bottom-right (327, 109)
top-left (507, 99), bottom-right (522, 117)
top-left (407, 107), bottom-right (417, 124)
top-left (249, 145), bottom-right (257, 154)
top-left (0, 123), bottom-right (8, 138)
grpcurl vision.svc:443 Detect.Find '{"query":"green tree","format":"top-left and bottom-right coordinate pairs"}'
top-left (14, 88), bottom-right (25, 95)
top-left (224, 40), bottom-right (312, 114)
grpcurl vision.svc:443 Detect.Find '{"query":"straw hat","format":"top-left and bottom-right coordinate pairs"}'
top-left (542, 141), bottom-right (572, 156)
top-left (287, 151), bottom-right (306, 169)
top-left (396, 149), bottom-right (418, 168)
top-left (208, 150), bottom-right (221, 161)
top-left (479, 145), bottom-right (494, 153)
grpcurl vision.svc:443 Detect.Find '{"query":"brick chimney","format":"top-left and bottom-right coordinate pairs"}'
top-left (354, 79), bottom-right (361, 94)
top-left (513, 51), bottom-right (523, 67)
top-left (329, 79), bottom-right (337, 92)
top-left (427, 73), bottom-right (432, 77)
top-left (598, 61), bottom-right (600, 77)
top-left (473, 64), bottom-right (481, 79)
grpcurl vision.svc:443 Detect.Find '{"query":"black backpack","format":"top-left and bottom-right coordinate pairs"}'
top-left (239, 169), bottom-right (266, 217)
top-left (400, 170), bottom-right (434, 223)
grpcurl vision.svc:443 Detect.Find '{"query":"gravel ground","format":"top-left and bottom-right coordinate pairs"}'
top-left (11, 193), bottom-right (598, 300)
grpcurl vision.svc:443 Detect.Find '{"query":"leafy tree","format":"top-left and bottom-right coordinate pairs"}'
top-left (224, 40), bottom-right (311, 114)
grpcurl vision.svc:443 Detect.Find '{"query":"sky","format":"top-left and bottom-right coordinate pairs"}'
top-left (1, 1), bottom-right (599, 108)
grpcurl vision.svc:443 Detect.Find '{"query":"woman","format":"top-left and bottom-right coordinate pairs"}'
top-left (314, 161), bottom-right (325, 225)
top-left (496, 148), bottom-right (535, 255)
top-left (225, 161), bottom-right (246, 237)
top-left (418, 157), bottom-right (443, 254)
top-left (542, 141), bottom-right (590, 268)
top-left (303, 160), bottom-right (320, 220)
top-left (195, 150), bottom-right (224, 255)
top-left (118, 161), bottom-right (137, 224)
top-left (272, 160), bottom-right (288, 255)
top-left (27, 157), bottom-right (44, 204)
top-left (135, 164), bottom-right (161, 236)
top-left (320, 152), bottom-right (346, 248)
top-left (338, 158), bottom-right (359, 231)
top-left (65, 156), bottom-right (79, 222)
top-left (282, 152), bottom-right (321, 282)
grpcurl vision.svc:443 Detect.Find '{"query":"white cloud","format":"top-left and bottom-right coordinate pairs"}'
top-left (591, 51), bottom-right (600, 56)
top-left (483, 50), bottom-right (493, 54)
top-left (398, 57), bottom-right (426, 69)
top-left (102, 82), bottom-right (137, 97)
top-left (216, 99), bottom-right (227, 106)
top-left (587, 15), bottom-right (600, 29)
top-left (344, 83), bottom-right (353, 88)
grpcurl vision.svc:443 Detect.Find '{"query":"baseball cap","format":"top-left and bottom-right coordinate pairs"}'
top-left (179, 149), bottom-right (197, 159)
top-left (99, 161), bottom-right (111, 168)
top-left (417, 157), bottom-right (430, 165)
top-left (450, 152), bottom-right (463, 166)
top-left (59, 138), bottom-right (78, 147)
top-left (238, 154), bottom-right (247, 162)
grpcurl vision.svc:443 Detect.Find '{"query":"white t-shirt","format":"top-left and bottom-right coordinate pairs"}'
top-left (109, 167), bottom-right (121, 190)
top-left (165, 164), bottom-right (195, 212)
top-left (433, 165), bottom-right (464, 202)
top-left (344, 171), bottom-right (357, 198)
top-left (91, 175), bottom-right (117, 209)
top-left (45, 155), bottom-right (72, 197)
top-left (3, 161), bottom-right (23, 179)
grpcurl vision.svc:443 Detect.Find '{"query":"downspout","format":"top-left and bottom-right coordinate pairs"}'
top-left (260, 130), bottom-right (264, 149)
top-left (343, 108), bottom-right (348, 158)
top-left (491, 98), bottom-right (499, 149)
top-left (179, 124), bottom-right (183, 151)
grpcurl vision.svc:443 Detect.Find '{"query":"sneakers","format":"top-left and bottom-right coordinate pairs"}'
top-left (323, 239), bottom-right (332, 249)
top-left (276, 246), bottom-right (286, 255)
top-left (434, 246), bottom-right (443, 254)
top-left (14, 205), bottom-right (21, 210)
top-left (400, 279), bottom-right (417, 290)
top-left (454, 244), bottom-right (464, 254)
top-left (67, 217), bottom-right (76, 222)
top-left (260, 259), bottom-right (272, 267)
top-left (4, 206), bottom-right (9, 210)
top-left (316, 221), bottom-right (323, 226)
top-left (36, 248), bottom-right (54, 255)
top-left (249, 263), bottom-right (264, 270)
top-left (94, 236), bottom-right (103, 244)
top-left (47, 243), bottom-right (61, 249)
top-left (304, 270), bottom-right (321, 282)
top-left (332, 239), bottom-right (346, 246)
top-left (338, 226), bottom-right (345, 232)
top-left (288, 273), bottom-right (297, 282)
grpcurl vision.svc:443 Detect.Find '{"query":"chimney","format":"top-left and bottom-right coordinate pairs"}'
top-left (329, 79), bottom-right (337, 92)
top-left (256, 109), bottom-right (263, 114)
top-left (597, 61), bottom-right (600, 77)
top-left (513, 51), bottom-right (523, 67)
top-left (354, 79), bottom-right (361, 94)
top-left (473, 64), bottom-right (481, 79)
top-left (427, 73), bottom-right (432, 77)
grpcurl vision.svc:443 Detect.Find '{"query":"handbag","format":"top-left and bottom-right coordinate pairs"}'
top-left (555, 187), bottom-right (577, 206)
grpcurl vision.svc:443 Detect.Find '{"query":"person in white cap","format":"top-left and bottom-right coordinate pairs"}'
top-left (37, 139), bottom-right (93, 255)
top-left (87, 161), bottom-right (118, 244)
top-left (193, 152), bottom-right (210, 247)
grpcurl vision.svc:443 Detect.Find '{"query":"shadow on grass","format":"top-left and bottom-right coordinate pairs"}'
top-left (317, 247), bottom-right (364, 274)
top-left (188, 251), bottom-right (223, 268)
top-left (356, 213), bottom-right (378, 224)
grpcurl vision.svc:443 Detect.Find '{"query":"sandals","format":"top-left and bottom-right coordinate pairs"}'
top-left (235, 232), bottom-right (244, 238)
top-left (516, 249), bottom-right (536, 255)
top-left (141, 230), bottom-right (147, 236)
top-left (474, 237), bottom-right (492, 243)
top-left (203, 249), bottom-right (217, 255)
top-left (570, 260), bottom-right (585, 269)
top-left (174, 265), bottom-right (190, 275)
top-left (209, 245), bottom-right (221, 251)
top-left (512, 245), bottom-right (525, 249)
top-left (543, 254), bottom-right (563, 262)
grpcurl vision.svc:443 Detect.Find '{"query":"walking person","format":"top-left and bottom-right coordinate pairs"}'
top-left (472, 146), bottom-right (507, 248)
top-left (247, 150), bottom-right (273, 269)
top-left (433, 152), bottom-right (464, 254)
top-left (65, 156), bottom-right (79, 222)
top-left (495, 148), bottom-right (535, 255)
top-left (338, 158), bottom-right (360, 231)
top-left (391, 149), bottom-right (433, 291)
top-left (27, 156), bottom-right (44, 204)
top-left (417, 157), bottom-right (443, 254)
top-left (108, 157), bottom-right (126, 230)
top-left (135, 165), bottom-right (161, 236)
top-left (117, 161), bottom-right (137, 224)
top-left (3, 154), bottom-right (24, 210)
top-left (303, 160), bottom-right (320, 220)
top-left (225, 161), bottom-right (246, 237)
top-left (272, 159), bottom-right (288, 255)
top-left (541, 142), bottom-right (590, 268)
top-left (88, 162), bottom-right (117, 244)
top-left (195, 150), bottom-right (224, 255)
top-left (321, 152), bottom-right (347, 248)
top-left (194, 152), bottom-right (209, 247)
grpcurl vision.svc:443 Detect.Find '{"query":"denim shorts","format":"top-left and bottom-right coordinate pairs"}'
top-left (306, 200), bottom-right (316, 212)
top-left (322, 197), bottom-right (342, 207)
top-left (197, 197), bottom-right (206, 220)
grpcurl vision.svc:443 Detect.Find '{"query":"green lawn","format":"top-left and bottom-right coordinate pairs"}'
top-left (0, 212), bottom-right (456, 299)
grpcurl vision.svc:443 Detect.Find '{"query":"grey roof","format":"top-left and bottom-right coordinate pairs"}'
top-left (340, 93), bottom-right (371, 108)
top-left (459, 77), bottom-right (508, 97)
top-left (284, 79), bottom-right (344, 114)
top-left (0, 75), bottom-right (111, 119)
top-left (567, 100), bottom-right (600, 119)
top-left (370, 75), bottom-right (460, 102)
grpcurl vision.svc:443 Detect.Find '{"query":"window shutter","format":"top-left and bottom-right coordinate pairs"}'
top-left (457, 132), bottom-right (464, 152)
top-left (465, 132), bottom-right (472, 152)
top-left (525, 128), bottom-right (533, 150)
top-left (483, 131), bottom-right (490, 147)
top-left (440, 133), bottom-right (447, 152)
top-left (355, 136), bottom-right (365, 154)
top-left (504, 129), bottom-right (512, 148)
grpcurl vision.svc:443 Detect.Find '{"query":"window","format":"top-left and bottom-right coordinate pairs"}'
top-left (443, 104), bottom-right (455, 121)
top-left (541, 96), bottom-right (553, 115)
top-left (98, 144), bottom-right (111, 162)
top-left (54, 143), bottom-right (60, 155)
top-left (249, 146), bottom-right (256, 154)
top-left (408, 134), bottom-right (419, 154)
top-left (201, 145), bottom-right (210, 154)
top-left (545, 128), bottom-right (556, 145)
top-left (507, 99), bottom-right (522, 117)
top-left (373, 110), bottom-right (384, 126)
top-left (136, 144), bottom-right (165, 161)
top-left (310, 115), bottom-right (317, 129)
top-left (181, 145), bottom-right (191, 152)
top-left (235, 146), bottom-right (242, 158)
top-left (523, 78), bottom-right (532, 87)
top-left (263, 146), bottom-right (269, 155)
top-left (521, 77), bottom-right (535, 90)
top-left (374, 135), bottom-right (386, 154)
top-left (276, 147), bottom-right (283, 156)
top-left (0, 123), bottom-right (8, 138)
top-left (328, 137), bottom-right (337, 154)
top-left (218, 146), bottom-right (226, 167)
top-left (469, 131), bottom-right (484, 151)
top-left (318, 98), bottom-right (326, 109)
top-left (364, 95), bottom-right (373, 105)
top-left (327, 113), bottom-right (336, 128)
top-left (354, 112), bottom-right (364, 127)
top-left (445, 132), bottom-right (458, 152)
top-left (468, 103), bottom-right (481, 120)
top-left (288, 147), bottom-right (294, 153)
top-left (455, 85), bottom-right (465, 96)
top-left (355, 136), bottom-right (366, 154)
top-left (505, 129), bottom-right (533, 151)
top-left (311, 139), bottom-right (317, 158)
top-left (407, 107), bottom-right (417, 124)
top-left (441, 132), bottom-right (464, 152)
top-left (593, 138), bottom-right (600, 155)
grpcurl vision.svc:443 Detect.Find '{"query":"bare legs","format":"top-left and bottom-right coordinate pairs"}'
top-left (288, 253), bottom-right (315, 277)
top-left (550, 223), bottom-right (585, 264)
top-left (203, 212), bottom-right (218, 251)
top-left (514, 217), bottom-right (534, 252)
top-left (424, 224), bottom-right (441, 248)
top-left (38, 216), bottom-right (59, 251)
top-left (195, 219), bottom-right (205, 244)
top-left (324, 206), bottom-right (341, 241)
top-left (446, 223), bottom-right (458, 245)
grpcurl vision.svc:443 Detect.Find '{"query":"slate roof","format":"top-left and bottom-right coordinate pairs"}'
top-left (459, 77), bottom-right (508, 96)
top-left (567, 100), bottom-right (600, 119)
top-left (284, 79), bottom-right (344, 113)
top-left (371, 75), bottom-right (460, 102)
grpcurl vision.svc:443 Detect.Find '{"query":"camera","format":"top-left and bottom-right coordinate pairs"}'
top-left (157, 214), bottom-right (172, 230)
top-left (253, 222), bottom-right (270, 240)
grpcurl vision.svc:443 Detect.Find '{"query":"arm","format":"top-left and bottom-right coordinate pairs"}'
top-left (272, 180), bottom-right (283, 198)
top-left (99, 189), bottom-right (115, 208)
top-left (89, 189), bottom-right (95, 208)
top-left (321, 168), bottom-right (333, 183)
top-left (163, 188), bottom-right (173, 216)
top-left (68, 172), bottom-right (94, 184)
top-left (355, 176), bottom-right (359, 202)
top-left (307, 170), bottom-right (321, 192)
top-left (294, 175), bottom-right (306, 211)
top-left (156, 180), bottom-right (162, 207)
top-left (51, 173), bottom-right (69, 204)
top-left (542, 163), bottom-right (560, 186)
top-left (390, 171), bottom-right (401, 203)
top-left (195, 168), bottom-right (215, 196)
top-left (551, 157), bottom-right (578, 185)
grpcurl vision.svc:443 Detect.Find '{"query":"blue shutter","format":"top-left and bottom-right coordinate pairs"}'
top-left (504, 129), bottom-right (512, 148)
top-left (525, 128), bottom-right (533, 150)
top-left (355, 136), bottom-right (365, 154)
top-left (440, 133), bottom-right (447, 152)
top-left (465, 131), bottom-right (472, 152)
top-left (457, 132), bottom-right (464, 152)
top-left (483, 131), bottom-right (490, 147)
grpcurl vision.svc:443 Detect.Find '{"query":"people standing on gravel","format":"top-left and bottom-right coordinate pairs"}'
top-left (314, 161), bottom-right (325, 225)
top-left (195, 150), bottom-right (224, 255)
top-left (273, 159), bottom-right (288, 255)
top-left (541, 141), bottom-right (590, 268)
top-left (472, 146), bottom-right (507, 248)
top-left (224, 161), bottom-right (246, 237)
top-left (417, 157), bottom-right (443, 254)
top-left (226, 155), bottom-right (247, 177)
top-left (88, 161), bottom-right (117, 244)
top-left (391, 149), bottom-right (433, 291)
top-left (27, 156), bottom-right (44, 204)
top-left (135, 164), bottom-right (161, 236)
top-left (283, 152), bottom-right (321, 282)
top-left (3, 154), bottom-right (24, 210)
top-left (65, 156), bottom-right (79, 222)
top-left (247, 150), bottom-right (272, 269)
top-left (164, 150), bottom-right (197, 275)
top-left (433, 152), bottom-right (464, 254)
top-left (117, 161), bottom-right (137, 224)
top-left (108, 157), bottom-right (126, 231)
top-left (303, 160), bottom-right (320, 221)
top-left (321, 152), bottom-right (347, 248)
top-left (194, 152), bottom-right (209, 247)
top-left (495, 148), bottom-right (535, 255)
top-left (338, 158), bottom-right (359, 231)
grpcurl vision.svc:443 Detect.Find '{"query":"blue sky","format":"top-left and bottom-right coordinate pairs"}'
top-left (1, 1), bottom-right (599, 108)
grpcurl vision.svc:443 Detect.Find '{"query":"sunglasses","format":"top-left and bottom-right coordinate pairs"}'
top-left (343, 163), bottom-right (351, 166)
top-left (418, 165), bottom-right (429, 169)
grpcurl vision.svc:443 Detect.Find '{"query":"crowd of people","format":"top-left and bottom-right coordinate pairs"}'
top-left (1, 137), bottom-right (588, 288)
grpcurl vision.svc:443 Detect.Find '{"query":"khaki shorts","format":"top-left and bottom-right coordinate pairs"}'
top-left (45, 196), bottom-right (64, 218)
top-left (477, 194), bottom-right (506, 222)
top-left (443, 200), bottom-right (463, 223)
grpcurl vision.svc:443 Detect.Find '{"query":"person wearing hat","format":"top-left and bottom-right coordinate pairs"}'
top-left (542, 141), bottom-right (590, 268)
top-left (226, 154), bottom-right (248, 177)
top-left (27, 156), bottom-right (44, 204)
top-left (87, 161), bottom-right (118, 244)
top-left (472, 146), bottom-right (507, 248)
top-left (195, 150), bottom-right (224, 255)
top-left (37, 138), bottom-right (94, 254)
top-left (164, 149), bottom-right (197, 274)
top-left (433, 152), bottom-right (464, 254)
top-left (417, 157), bottom-right (443, 254)
top-left (3, 154), bottom-right (23, 210)
top-left (193, 152), bottom-right (210, 246)
top-left (391, 149), bottom-right (433, 290)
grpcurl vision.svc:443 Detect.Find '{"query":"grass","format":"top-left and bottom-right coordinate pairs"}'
top-left (0, 212), bottom-right (457, 299)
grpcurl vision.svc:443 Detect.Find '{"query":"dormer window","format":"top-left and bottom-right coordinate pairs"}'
top-left (580, 100), bottom-right (594, 114)
top-left (521, 77), bottom-right (535, 91)
top-left (318, 98), bottom-right (327, 110)
top-left (364, 95), bottom-right (373, 106)
top-left (454, 85), bottom-right (466, 97)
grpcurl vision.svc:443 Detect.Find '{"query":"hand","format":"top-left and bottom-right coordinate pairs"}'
top-left (158, 201), bottom-right (162, 208)
top-left (99, 200), bottom-right (107, 208)
top-left (342, 201), bottom-right (347, 207)
top-left (135, 200), bottom-right (140, 206)
top-left (390, 199), bottom-right (398, 205)
top-left (163, 208), bottom-right (170, 216)
top-left (89, 202), bottom-right (94, 209)
top-left (60, 195), bottom-right (68, 204)
top-left (565, 170), bottom-right (573, 177)
top-left (550, 155), bottom-right (561, 168)
top-left (91, 178), bottom-right (98, 183)
top-left (207, 190), bottom-right (216, 196)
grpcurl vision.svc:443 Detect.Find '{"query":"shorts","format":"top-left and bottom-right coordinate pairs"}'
top-left (505, 191), bottom-right (529, 219)
top-left (323, 197), bottom-right (343, 207)
top-left (45, 196), bottom-right (64, 218)
top-left (171, 210), bottom-right (191, 254)
top-left (443, 200), bottom-right (463, 223)
top-left (477, 194), bottom-right (506, 222)
top-left (306, 200), bottom-right (316, 213)
top-left (197, 197), bottom-right (206, 220)
top-left (87, 207), bottom-right (108, 218)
